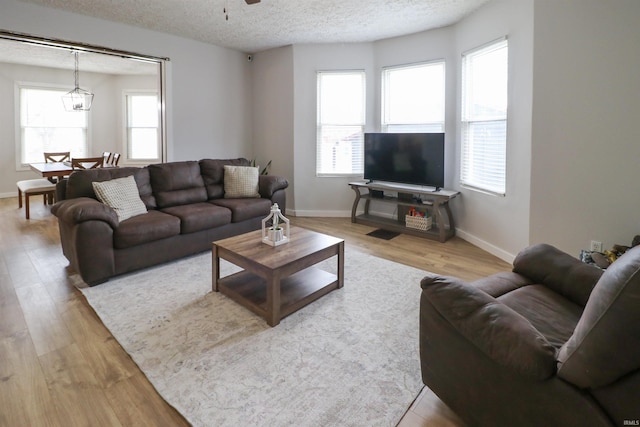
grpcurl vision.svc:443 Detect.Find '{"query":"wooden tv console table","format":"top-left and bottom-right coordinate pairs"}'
top-left (349, 181), bottom-right (459, 242)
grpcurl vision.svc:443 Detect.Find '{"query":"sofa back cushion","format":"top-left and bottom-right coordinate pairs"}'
top-left (557, 245), bottom-right (640, 388)
top-left (513, 243), bottom-right (602, 306)
top-left (148, 161), bottom-right (207, 208)
top-left (65, 167), bottom-right (156, 209)
top-left (199, 158), bottom-right (251, 199)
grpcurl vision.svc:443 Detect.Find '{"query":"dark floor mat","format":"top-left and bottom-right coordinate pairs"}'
top-left (366, 229), bottom-right (401, 240)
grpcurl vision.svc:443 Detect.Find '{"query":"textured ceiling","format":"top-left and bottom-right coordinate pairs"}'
top-left (16, 0), bottom-right (491, 53)
top-left (0, 38), bottom-right (159, 74)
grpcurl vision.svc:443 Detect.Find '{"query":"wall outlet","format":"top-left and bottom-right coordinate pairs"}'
top-left (590, 240), bottom-right (603, 252)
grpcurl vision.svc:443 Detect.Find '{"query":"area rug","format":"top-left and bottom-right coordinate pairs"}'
top-left (80, 247), bottom-right (431, 427)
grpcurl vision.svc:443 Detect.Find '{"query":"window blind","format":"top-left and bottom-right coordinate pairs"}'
top-left (461, 38), bottom-right (508, 195)
top-left (382, 61), bottom-right (445, 133)
top-left (316, 71), bottom-right (366, 175)
top-left (19, 86), bottom-right (88, 165)
top-left (126, 93), bottom-right (159, 161)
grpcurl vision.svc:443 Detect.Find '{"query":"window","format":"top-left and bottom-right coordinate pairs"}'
top-left (382, 61), bottom-right (445, 133)
top-left (461, 38), bottom-right (509, 195)
top-left (316, 71), bottom-right (366, 175)
top-left (126, 93), bottom-right (159, 161)
top-left (19, 86), bottom-right (88, 165)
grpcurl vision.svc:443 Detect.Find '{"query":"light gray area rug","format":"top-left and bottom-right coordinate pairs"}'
top-left (80, 247), bottom-right (431, 427)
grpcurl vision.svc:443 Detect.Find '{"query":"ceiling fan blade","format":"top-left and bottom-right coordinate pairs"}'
top-left (245, 0), bottom-right (261, 4)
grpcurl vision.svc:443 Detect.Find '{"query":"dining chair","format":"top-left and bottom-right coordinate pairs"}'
top-left (15, 151), bottom-right (68, 218)
top-left (16, 178), bottom-right (56, 219)
top-left (102, 151), bottom-right (113, 166)
top-left (71, 157), bottom-right (104, 169)
top-left (44, 151), bottom-right (71, 163)
top-left (111, 152), bottom-right (121, 166)
top-left (43, 151), bottom-right (71, 183)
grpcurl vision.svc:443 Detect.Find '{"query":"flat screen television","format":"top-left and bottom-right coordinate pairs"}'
top-left (364, 132), bottom-right (445, 190)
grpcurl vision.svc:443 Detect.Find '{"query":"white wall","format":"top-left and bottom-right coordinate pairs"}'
top-left (452, 0), bottom-right (534, 261)
top-left (250, 46), bottom-right (295, 211)
top-left (7, 0), bottom-right (637, 262)
top-left (1, 0), bottom-right (253, 177)
top-left (290, 43), bottom-right (376, 217)
top-left (530, 0), bottom-right (640, 255)
top-left (110, 74), bottom-right (158, 164)
top-left (373, 28), bottom-right (456, 220)
top-left (0, 63), bottom-right (155, 196)
top-left (0, 64), bottom-right (74, 196)
top-left (274, 0), bottom-right (533, 261)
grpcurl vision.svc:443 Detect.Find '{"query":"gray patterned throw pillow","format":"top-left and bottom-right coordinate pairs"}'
top-left (92, 175), bottom-right (148, 222)
top-left (223, 165), bottom-right (260, 198)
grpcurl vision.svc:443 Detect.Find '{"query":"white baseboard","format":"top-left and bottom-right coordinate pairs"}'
top-left (455, 228), bottom-right (516, 264)
top-left (289, 209), bottom-right (516, 264)
top-left (287, 209), bottom-right (393, 219)
top-left (3, 196), bottom-right (512, 263)
top-left (289, 209), bottom-right (351, 217)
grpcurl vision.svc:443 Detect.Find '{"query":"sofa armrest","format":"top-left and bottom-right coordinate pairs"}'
top-left (513, 243), bottom-right (603, 306)
top-left (421, 275), bottom-right (557, 380)
top-left (51, 197), bottom-right (119, 229)
top-left (258, 175), bottom-right (288, 198)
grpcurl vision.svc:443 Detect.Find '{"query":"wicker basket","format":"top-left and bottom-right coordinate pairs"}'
top-left (405, 215), bottom-right (432, 231)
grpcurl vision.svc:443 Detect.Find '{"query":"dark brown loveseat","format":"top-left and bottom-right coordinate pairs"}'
top-left (52, 158), bottom-right (288, 286)
top-left (420, 243), bottom-right (640, 426)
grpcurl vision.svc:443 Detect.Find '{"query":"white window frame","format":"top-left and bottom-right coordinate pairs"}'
top-left (316, 70), bottom-right (366, 176)
top-left (124, 91), bottom-right (161, 164)
top-left (15, 83), bottom-right (90, 169)
top-left (382, 60), bottom-right (445, 133)
top-left (461, 37), bottom-right (509, 196)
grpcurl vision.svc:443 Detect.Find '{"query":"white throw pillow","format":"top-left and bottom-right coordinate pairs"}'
top-left (223, 165), bottom-right (260, 198)
top-left (92, 175), bottom-right (147, 222)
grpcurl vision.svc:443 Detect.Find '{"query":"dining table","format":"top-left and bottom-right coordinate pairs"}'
top-left (29, 161), bottom-right (74, 181)
top-left (29, 161), bottom-right (117, 182)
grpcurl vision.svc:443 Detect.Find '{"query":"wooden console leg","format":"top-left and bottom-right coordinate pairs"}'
top-left (350, 185), bottom-right (362, 222)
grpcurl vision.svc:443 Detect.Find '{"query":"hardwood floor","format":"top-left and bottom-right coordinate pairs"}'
top-left (0, 197), bottom-right (510, 426)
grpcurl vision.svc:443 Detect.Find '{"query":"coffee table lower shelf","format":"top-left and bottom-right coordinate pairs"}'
top-left (217, 267), bottom-right (339, 324)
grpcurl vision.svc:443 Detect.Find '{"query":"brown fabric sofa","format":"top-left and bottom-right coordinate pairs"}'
top-left (52, 158), bottom-right (288, 286)
top-left (419, 243), bottom-right (640, 426)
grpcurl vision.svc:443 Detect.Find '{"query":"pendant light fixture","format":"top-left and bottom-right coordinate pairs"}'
top-left (62, 51), bottom-right (94, 111)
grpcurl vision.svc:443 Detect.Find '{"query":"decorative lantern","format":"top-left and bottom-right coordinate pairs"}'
top-left (62, 51), bottom-right (94, 111)
top-left (261, 203), bottom-right (290, 246)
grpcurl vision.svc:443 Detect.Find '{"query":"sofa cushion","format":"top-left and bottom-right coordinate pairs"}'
top-left (421, 275), bottom-right (557, 380)
top-left (223, 165), bottom-right (260, 198)
top-left (473, 271), bottom-right (533, 297)
top-left (114, 210), bottom-right (181, 249)
top-left (65, 167), bottom-right (156, 209)
top-left (497, 285), bottom-right (583, 350)
top-left (200, 158), bottom-right (251, 199)
top-left (557, 245), bottom-right (640, 388)
top-left (513, 243), bottom-right (602, 307)
top-left (149, 161), bottom-right (207, 208)
top-left (161, 203), bottom-right (231, 234)
top-left (211, 198), bottom-right (272, 223)
top-left (92, 175), bottom-right (147, 222)
top-left (134, 168), bottom-right (156, 209)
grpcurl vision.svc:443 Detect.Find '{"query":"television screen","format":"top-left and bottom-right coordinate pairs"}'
top-left (364, 133), bottom-right (445, 189)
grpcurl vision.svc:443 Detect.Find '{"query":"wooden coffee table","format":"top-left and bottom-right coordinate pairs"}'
top-left (212, 226), bottom-right (344, 326)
